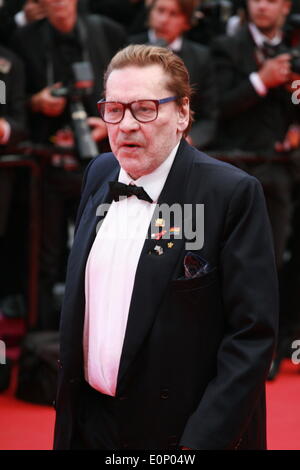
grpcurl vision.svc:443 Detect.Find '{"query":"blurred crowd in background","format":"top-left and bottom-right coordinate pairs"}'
top-left (1, 0), bottom-right (300, 382)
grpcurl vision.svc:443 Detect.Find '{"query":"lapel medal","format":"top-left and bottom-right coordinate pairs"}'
top-left (155, 218), bottom-right (165, 227)
top-left (154, 245), bottom-right (164, 256)
top-left (170, 227), bottom-right (180, 235)
top-left (151, 230), bottom-right (167, 240)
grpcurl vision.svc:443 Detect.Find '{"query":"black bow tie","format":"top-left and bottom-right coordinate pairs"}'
top-left (109, 181), bottom-right (153, 203)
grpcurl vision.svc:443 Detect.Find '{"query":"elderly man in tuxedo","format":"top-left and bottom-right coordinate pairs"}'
top-left (54, 44), bottom-right (278, 450)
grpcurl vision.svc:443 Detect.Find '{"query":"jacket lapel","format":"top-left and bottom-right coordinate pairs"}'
top-left (240, 26), bottom-right (259, 73)
top-left (116, 140), bottom-right (196, 392)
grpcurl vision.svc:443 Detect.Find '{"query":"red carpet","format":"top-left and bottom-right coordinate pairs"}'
top-left (0, 367), bottom-right (55, 450)
top-left (266, 359), bottom-right (300, 450)
top-left (0, 360), bottom-right (299, 450)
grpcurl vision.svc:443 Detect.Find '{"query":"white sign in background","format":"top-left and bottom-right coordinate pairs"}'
top-left (0, 340), bottom-right (6, 365)
top-left (0, 80), bottom-right (6, 104)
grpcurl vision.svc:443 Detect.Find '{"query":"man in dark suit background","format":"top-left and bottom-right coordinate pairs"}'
top-left (130, 0), bottom-right (218, 149)
top-left (211, 0), bottom-right (296, 379)
top-left (11, 0), bottom-right (127, 330)
top-left (11, 0), bottom-right (127, 146)
top-left (54, 44), bottom-right (278, 450)
top-left (211, 0), bottom-right (294, 153)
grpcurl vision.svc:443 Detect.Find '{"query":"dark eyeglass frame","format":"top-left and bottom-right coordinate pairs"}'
top-left (97, 96), bottom-right (178, 124)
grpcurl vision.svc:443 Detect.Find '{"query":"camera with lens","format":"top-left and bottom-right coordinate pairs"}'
top-left (262, 42), bottom-right (300, 75)
top-left (51, 61), bottom-right (98, 160)
top-left (260, 13), bottom-right (300, 75)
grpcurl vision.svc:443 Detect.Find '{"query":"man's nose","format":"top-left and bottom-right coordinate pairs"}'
top-left (119, 108), bottom-right (140, 132)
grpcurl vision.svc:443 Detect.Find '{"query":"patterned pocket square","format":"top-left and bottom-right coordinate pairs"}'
top-left (183, 252), bottom-right (212, 279)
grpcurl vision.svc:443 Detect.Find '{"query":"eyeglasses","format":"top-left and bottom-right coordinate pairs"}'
top-left (97, 96), bottom-right (178, 124)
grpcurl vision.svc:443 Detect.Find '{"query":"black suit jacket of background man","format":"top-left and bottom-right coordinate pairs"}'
top-left (53, 139), bottom-right (278, 450)
top-left (211, 25), bottom-right (295, 152)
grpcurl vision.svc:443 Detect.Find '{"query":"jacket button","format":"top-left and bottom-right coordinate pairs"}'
top-left (160, 389), bottom-right (169, 399)
top-left (69, 377), bottom-right (80, 384)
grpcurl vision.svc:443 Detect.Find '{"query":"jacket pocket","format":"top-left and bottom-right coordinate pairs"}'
top-left (170, 267), bottom-right (218, 292)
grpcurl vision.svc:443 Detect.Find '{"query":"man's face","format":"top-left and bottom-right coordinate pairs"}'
top-left (247, 0), bottom-right (290, 33)
top-left (104, 64), bottom-right (189, 180)
top-left (149, 0), bottom-right (190, 44)
top-left (39, 0), bottom-right (78, 26)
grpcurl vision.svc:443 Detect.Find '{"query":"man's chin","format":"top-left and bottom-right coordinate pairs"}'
top-left (254, 20), bottom-right (274, 33)
top-left (117, 158), bottom-right (142, 179)
top-left (119, 160), bottom-right (154, 180)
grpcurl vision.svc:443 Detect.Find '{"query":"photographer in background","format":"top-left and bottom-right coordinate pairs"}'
top-left (11, 0), bottom-right (127, 146)
top-left (211, 0), bottom-right (298, 379)
top-left (11, 0), bottom-right (127, 330)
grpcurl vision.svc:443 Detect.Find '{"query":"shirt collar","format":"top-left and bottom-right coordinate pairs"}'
top-left (148, 29), bottom-right (183, 52)
top-left (118, 141), bottom-right (180, 203)
top-left (249, 23), bottom-right (282, 47)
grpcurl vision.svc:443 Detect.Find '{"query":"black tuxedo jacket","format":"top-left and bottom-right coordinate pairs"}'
top-left (0, 45), bottom-right (26, 145)
top-left (54, 139), bottom-right (278, 450)
top-left (211, 26), bottom-right (295, 152)
top-left (10, 14), bottom-right (127, 143)
top-left (130, 32), bottom-right (218, 149)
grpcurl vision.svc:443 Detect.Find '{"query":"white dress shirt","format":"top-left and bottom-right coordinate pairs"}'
top-left (83, 142), bottom-right (180, 396)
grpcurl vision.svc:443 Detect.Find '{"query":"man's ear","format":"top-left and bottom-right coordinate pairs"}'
top-left (182, 18), bottom-right (191, 34)
top-left (177, 97), bottom-right (190, 133)
top-left (283, 0), bottom-right (292, 17)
